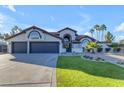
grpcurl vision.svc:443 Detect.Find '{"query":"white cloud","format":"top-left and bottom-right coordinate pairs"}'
top-left (114, 23), bottom-right (124, 32)
top-left (84, 31), bottom-right (91, 36)
top-left (6, 5), bottom-right (16, 12)
top-left (0, 13), bottom-right (28, 33)
top-left (3, 5), bottom-right (25, 16)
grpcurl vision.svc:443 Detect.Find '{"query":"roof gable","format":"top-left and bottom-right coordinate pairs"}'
top-left (76, 35), bottom-right (96, 41)
top-left (5, 26), bottom-right (62, 40)
top-left (58, 27), bottom-right (77, 33)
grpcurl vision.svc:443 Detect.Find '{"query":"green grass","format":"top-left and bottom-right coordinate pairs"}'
top-left (57, 56), bottom-right (124, 87)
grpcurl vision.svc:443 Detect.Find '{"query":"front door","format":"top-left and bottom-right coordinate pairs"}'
top-left (66, 44), bottom-right (71, 52)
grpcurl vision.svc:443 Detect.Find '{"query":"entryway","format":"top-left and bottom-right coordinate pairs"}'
top-left (63, 34), bottom-right (72, 53)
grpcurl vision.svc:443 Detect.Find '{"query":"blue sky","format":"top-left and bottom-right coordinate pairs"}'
top-left (0, 5), bottom-right (124, 41)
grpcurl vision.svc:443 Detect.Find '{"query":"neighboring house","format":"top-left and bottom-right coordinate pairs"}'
top-left (5, 26), bottom-right (95, 54)
top-left (0, 40), bottom-right (7, 53)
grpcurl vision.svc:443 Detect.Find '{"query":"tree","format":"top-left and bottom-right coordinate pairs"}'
top-left (89, 28), bottom-right (94, 38)
top-left (3, 33), bottom-right (10, 39)
top-left (105, 31), bottom-right (115, 43)
top-left (92, 24), bottom-right (107, 41)
top-left (94, 24), bottom-right (101, 40)
top-left (101, 24), bottom-right (107, 41)
top-left (10, 25), bottom-right (22, 35)
top-left (0, 33), bottom-right (4, 39)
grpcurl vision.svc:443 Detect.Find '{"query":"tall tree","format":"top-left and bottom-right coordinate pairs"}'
top-left (3, 33), bottom-right (10, 39)
top-left (89, 28), bottom-right (94, 38)
top-left (101, 24), bottom-right (107, 41)
top-left (0, 33), bottom-right (4, 39)
top-left (10, 25), bottom-right (22, 35)
top-left (94, 24), bottom-right (101, 40)
top-left (105, 31), bottom-right (115, 43)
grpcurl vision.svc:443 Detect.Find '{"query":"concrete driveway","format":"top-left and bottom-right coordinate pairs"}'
top-left (0, 54), bottom-right (58, 87)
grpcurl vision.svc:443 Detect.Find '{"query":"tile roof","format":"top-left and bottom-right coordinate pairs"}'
top-left (5, 26), bottom-right (96, 42)
top-left (5, 26), bottom-right (62, 40)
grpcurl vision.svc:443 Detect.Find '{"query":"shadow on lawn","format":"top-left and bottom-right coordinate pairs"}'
top-left (57, 56), bottom-right (124, 80)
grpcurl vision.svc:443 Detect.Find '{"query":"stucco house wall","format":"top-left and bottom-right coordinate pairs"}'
top-left (71, 38), bottom-right (93, 53)
top-left (59, 29), bottom-right (76, 40)
top-left (72, 43), bottom-right (82, 53)
top-left (7, 33), bottom-right (26, 53)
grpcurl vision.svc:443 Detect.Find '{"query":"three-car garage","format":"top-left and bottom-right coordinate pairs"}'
top-left (12, 42), bottom-right (59, 53)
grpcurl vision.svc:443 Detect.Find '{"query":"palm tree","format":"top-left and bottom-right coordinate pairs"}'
top-left (101, 24), bottom-right (107, 41)
top-left (89, 28), bottom-right (94, 38)
top-left (105, 31), bottom-right (115, 43)
top-left (94, 24), bottom-right (100, 40)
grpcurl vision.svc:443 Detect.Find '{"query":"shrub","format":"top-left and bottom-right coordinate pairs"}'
top-left (95, 57), bottom-right (105, 61)
top-left (97, 48), bottom-right (103, 52)
top-left (113, 47), bottom-right (121, 52)
top-left (117, 62), bottom-right (124, 65)
top-left (117, 48), bottom-right (121, 52)
top-left (108, 43), bottom-right (118, 48)
top-left (105, 48), bottom-right (111, 52)
top-left (86, 48), bottom-right (91, 52)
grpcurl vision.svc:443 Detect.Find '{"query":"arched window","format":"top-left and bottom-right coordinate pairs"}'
top-left (63, 34), bottom-right (71, 42)
top-left (28, 31), bottom-right (41, 39)
top-left (81, 39), bottom-right (90, 47)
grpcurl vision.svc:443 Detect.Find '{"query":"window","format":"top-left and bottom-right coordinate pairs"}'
top-left (28, 31), bottom-right (41, 39)
top-left (81, 39), bottom-right (90, 47)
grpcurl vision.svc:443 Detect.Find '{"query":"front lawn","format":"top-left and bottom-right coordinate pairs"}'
top-left (57, 56), bottom-right (124, 87)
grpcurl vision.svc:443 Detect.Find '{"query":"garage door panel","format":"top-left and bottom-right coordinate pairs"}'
top-left (30, 42), bottom-right (59, 53)
top-left (12, 42), bottom-right (27, 53)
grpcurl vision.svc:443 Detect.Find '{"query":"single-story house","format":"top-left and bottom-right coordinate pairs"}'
top-left (5, 26), bottom-right (95, 54)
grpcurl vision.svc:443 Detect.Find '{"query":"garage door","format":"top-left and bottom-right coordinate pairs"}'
top-left (12, 42), bottom-right (27, 53)
top-left (30, 42), bottom-right (59, 53)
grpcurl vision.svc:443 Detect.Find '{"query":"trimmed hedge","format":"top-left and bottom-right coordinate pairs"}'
top-left (113, 48), bottom-right (121, 52)
top-left (97, 48), bottom-right (103, 52)
top-left (105, 48), bottom-right (111, 52)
